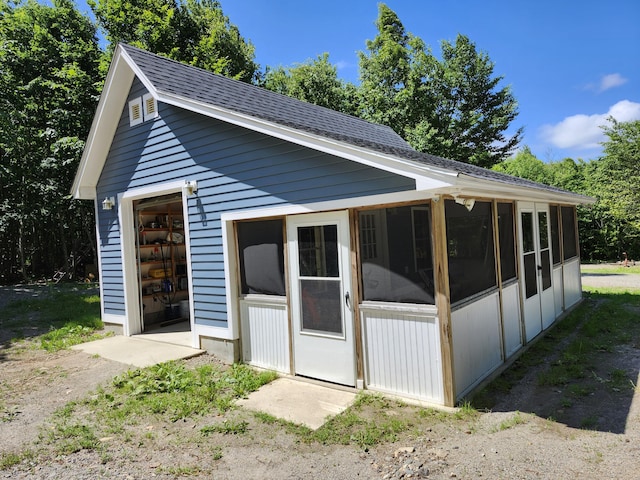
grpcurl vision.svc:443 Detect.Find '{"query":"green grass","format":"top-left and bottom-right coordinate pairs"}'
top-left (492, 411), bottom-right (527, 432)
top-left (41, 361), bottom-right (277, 456)
top-left (250, 393), bottom-right (479, 451)
top-left (201, 418), bottom-right (249, 436)
top-left (581, 265), bottom-right (640, 275)
top-left (93, 362), bottom-right (277, 424)
top-left (0, 450), bottom-right (35, 469)
top-left (0, 283), bottom-right (111, 351)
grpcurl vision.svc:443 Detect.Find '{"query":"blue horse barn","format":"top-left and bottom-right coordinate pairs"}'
top-left (72, 44), bottom-right (594, 407)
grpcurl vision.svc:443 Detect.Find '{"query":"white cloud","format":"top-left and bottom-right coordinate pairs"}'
top-left (598, 73), bottom-right (628, 92)
top-left (539, 100), bottom-right (640, 150)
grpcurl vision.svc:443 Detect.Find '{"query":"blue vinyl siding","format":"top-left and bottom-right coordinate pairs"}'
top-left (97, 78), bottom-right (415, 326)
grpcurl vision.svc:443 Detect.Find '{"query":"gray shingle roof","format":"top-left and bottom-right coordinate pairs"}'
top-left (122, 44), bottom-right (412, 152)
top-left (121, 44), bottom-right (589, 201)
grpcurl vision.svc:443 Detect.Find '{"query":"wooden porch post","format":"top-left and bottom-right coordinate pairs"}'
top-left (432, 198), bottom-right (455, 407)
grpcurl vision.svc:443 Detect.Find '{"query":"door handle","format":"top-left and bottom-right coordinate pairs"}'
top-left (345, 291), bottom-right (351, 309)
top-left (537, 265), bottom-right (542, 271)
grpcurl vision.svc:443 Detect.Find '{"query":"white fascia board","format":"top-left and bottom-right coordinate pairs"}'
top-left (154, 91), bottom-right (459, 188)
top-left (454, 174), bottom-right (596, 205)
top-left (71, 47), bottom-right (136, 199)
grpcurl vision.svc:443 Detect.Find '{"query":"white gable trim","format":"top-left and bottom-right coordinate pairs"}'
top-left (71, 50), bottom-right (135, 199)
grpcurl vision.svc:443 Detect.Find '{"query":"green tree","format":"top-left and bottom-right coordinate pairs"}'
top-left (261, 53), bottom-right (358, 114)
top-left (356, 4), bottom-right (442, 143)
top-left (590, 119), bottom-right (640, 259)
top-left (492, 146), bottom-right (552, 184)
top-left (0, 0), bottom-right (101, 282)
top-left (408, 34), bottom-right (522, 168)
top-left (357, 4), bottom-right (522, 167)
top-left (89, 0), bottom-right (258, 81)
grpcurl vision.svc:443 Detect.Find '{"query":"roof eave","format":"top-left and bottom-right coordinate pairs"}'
top-left (453, 173), bottom-right (596, 205)
top-left (71, 45), bottom-right (137, 199)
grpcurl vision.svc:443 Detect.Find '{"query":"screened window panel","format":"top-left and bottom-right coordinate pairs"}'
top-left (538, 212), bottom-right (549, 249)
top-left (358, 205), bottom-right (435, 304)
top-left (550, 206), bottom-right (561, 265)
top-left (237, 219), bottom-right (285, 296)
top-left (300, 279), bottom-right (342, 334)
top-left (522, 212), bottom-right (535, 253)
top-left (445, 200), bottom-right (497, 304)
top-left (524, 252), bottom-right (538, 298)
top-left (497, 203), bottom-right (516, 282)
top-left (562, 206), bottom-right (578, 260)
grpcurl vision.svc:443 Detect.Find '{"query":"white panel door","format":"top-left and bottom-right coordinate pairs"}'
top-left (287, 211), bottom-right (356, 386)
top-left (518, 203), bottom-right (555, 342)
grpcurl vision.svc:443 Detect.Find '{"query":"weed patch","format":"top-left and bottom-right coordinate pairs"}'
top-left (201, 418), bottom-right (249, 436)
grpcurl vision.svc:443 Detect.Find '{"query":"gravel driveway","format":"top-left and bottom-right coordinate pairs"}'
top-left (1, 272), bottom-right (640, 479)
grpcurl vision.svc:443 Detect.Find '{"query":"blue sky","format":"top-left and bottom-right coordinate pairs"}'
top-left (216, 0), bottom-right (639, 162)
top-left (75, 0), bottom-right (639, 162)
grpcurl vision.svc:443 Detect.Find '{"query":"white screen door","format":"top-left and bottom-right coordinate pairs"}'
top-left (518, 203), bottom-right (555, 342)
top-left (287, 211), bottom-right (356, 386)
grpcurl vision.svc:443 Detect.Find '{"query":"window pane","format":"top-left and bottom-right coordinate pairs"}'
top-left (538, 212), bottom-right (549, 249)
top-left (237, 220), bottom-right (285, 296)
top-left (446, 200), bottom-right (496, 304)
top-left (522, 212), bottom-right (534, 253)
top-left (562, 206), bottom-right (578, 260)
top-left (541, 250), bottom-right (552, 290)
top-left (359, 205), bottom-right (434, 304)
top-left (550, 206), bottom-right (561, 264)
top-left (300, 279), bottom-right (342, 334)
top-left (497, 203), bottom-right (516, 281)
top-left (298, 225), bottom-right (338, 277)
top-left (524, 252), bottom-right (538, 298)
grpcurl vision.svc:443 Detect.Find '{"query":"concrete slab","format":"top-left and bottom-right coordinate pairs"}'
top-left (70, 335), bottom-right (204, 368)
top-left (237, 378), bottom-right (357, 430)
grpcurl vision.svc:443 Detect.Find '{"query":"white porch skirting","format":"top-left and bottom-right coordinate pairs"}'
top-left (240, 295), bottom-right (289, 374)
top-left (360, 303), bottom-right (444, 405)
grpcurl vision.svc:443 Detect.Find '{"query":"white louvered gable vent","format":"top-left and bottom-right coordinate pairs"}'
top-left (128, 97), bottom-right (143, 126)
top-left (143, 93), bottom-right (158, 121)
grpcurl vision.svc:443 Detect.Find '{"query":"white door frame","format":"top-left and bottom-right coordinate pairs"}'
top-left (518, 202), bottom-right (555, 342)
top-left (286, 210), bottom-right (356, 386)
top-left (118, 181), bottom-right (197, 346)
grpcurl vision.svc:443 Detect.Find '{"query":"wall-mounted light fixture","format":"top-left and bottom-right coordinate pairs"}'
top-left (454, 197), bottom-right (476, 212)
top-left (102, 196), bottom-right (115, 211)
top-left (185, 180), bottom-right (198, 196)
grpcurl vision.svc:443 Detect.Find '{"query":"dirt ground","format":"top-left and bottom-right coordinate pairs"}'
top-left (1, 270), bottom-right (639, 479)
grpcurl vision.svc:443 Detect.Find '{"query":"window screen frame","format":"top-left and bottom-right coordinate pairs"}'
top-left (445, 199), bottom-right (497, 306)
top-left (561, 206), bottom-right (578, 261)
top-left (497, 202), bottom-right (517, 284)
top-left (357, 203), bottom-right (435, 305)
top-left (550, 205), bottom-right (562, 265)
